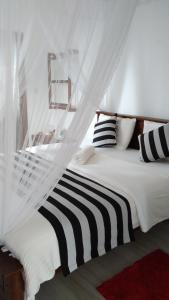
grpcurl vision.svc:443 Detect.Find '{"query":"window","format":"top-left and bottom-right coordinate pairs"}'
top-left (48, 52), bottom-right (72, 110)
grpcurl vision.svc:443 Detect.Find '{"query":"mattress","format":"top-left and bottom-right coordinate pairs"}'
top-left (4, 147), bottom-right (169, 300)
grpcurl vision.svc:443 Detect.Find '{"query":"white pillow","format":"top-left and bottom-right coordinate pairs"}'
top-left (98, 114), bottom-right (116, 122)
top-left (143, 120), bottom-right (165, 133)
top-left (80, 115), bottom-right (97, 147)
top-left (116, 117), bottom-right (136, 150)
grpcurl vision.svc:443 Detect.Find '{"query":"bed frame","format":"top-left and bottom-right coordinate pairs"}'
top-left (1, 111), bottom-right (169, 300)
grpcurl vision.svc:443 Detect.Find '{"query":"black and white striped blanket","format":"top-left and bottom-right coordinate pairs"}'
top-left (39, 168), bottom-right (134, 275)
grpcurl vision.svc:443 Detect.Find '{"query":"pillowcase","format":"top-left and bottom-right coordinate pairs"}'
top-left (138, 123), bottom-right (169, 162)
top-left (143, 120), bottom-right (165, 133)
top-left (93, 117), bottom-right (117, 147)
top-left (80, 115), bottom-right (97, 147)
top-left (116, 117), bottom-right (136, 150)
top-left (98, 113), bottom-right (115, 122)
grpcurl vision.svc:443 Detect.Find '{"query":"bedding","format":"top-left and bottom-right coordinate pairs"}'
top-left (96, 113), bottom-right (136, 150)
top-left (93, 118), bottom-right (116, 147)
top-left (80, 115), bottom-right (97, 148)
top-left (116, 117), bottom-right (136, 150)
top-left (138, 123), bottom-right (169, 162)
top-left (73, 145), bottom-right (95, 164)
top-left (143, 120), bottom-right (165, 133)
top-left (4, 147), bottom-right (169, 300)
top-left (39, 168), bottom-right (134, 275)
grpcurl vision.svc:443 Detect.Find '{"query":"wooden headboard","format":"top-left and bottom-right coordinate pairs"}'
top-left (96, 111), bottom-right (169, 149)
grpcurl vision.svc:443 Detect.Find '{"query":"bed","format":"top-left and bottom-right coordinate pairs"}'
top-left (2, 112), bottom-right (169, 300)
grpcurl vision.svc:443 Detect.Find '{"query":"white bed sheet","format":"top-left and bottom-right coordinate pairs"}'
top-left (85, 148), bottom-right (169, 232)
top-left (4, 147), bottom-right (169, 300)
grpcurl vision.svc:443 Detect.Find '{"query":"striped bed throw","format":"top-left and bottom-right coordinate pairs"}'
top-left (39, 169), bottom-right (134, 275)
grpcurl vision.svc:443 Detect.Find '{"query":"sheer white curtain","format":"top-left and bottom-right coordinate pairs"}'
top-left (0, 0), bottom-right (137, 243)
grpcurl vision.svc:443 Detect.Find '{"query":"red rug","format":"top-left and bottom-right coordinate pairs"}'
top-left (97, 250), bottom-right (169, 300)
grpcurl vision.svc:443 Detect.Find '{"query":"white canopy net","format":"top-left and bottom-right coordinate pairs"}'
top-left (0, 0), bottom-right (137, 242)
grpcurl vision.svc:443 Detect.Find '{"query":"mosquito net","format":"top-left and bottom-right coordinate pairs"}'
top-left (0, 0), bottom-right (137, 242)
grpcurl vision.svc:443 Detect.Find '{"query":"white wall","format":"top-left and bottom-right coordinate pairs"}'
top-left (101, 0), bottom-right (169, 119)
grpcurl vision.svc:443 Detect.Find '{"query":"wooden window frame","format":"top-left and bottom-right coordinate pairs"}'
top-left (48, 53), bottom-right (75, 111)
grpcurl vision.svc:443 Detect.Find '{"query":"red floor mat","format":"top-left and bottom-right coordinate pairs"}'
top-left (97, 250), bottom-right (169, 300)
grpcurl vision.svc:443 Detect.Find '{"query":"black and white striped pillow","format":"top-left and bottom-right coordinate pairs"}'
top-left (138, 123), bottom-right (169, 162)
top-left (93, 118), bottom-right (117, 147)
